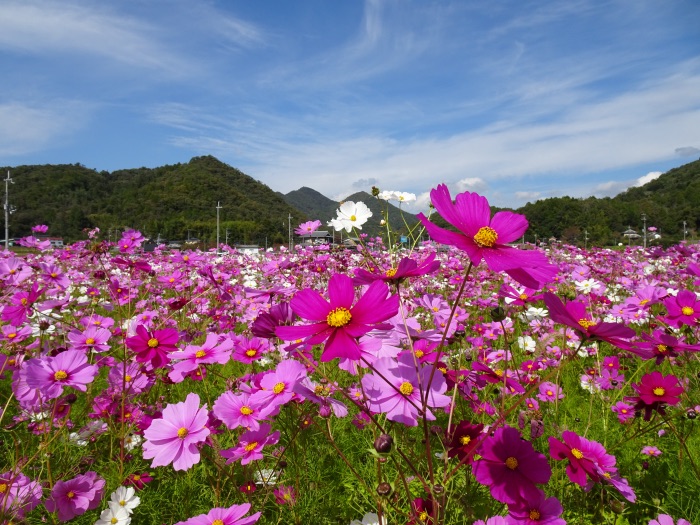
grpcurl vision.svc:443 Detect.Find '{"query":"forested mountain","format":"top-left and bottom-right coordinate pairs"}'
top-left (2, 156), bottom-right (698, 247)
top-left (3, 156), bottom-right (305, 245)
top-left (517, 159), bottom-right (700, 246)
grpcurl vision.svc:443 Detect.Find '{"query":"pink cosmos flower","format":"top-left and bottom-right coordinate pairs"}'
top-left (44, 471), bottom-right (105, 521)
top-left (627, 371), bottom-right (684, 421)
top-left (630, 329), bottom-right (700, 364)
top-left (67, 325), bottom-right (112, 353)
top-left (273, 485), bottom-right (297, 505)
top-left (220, 423), bottom-right (281, 465)
top-left (168, 332), bottom-right (233, 382)
top-left (174, 502), bottom-right (261, 525)
top-left (143, 392), bottom-right (210, 471)
top-left (472, 425), bottom-right (552, 504)
top-left (213, 391), bottom-right (276, 431)
top-left (24, 349), bottom-right (98, 399)
top-left (649, 514), bottom-right (692, 525)
top-left (0, 471), bottom-right (42, 519)
top-left (611, 401), bottom-right (635, 423)
top-left (125, 324), bottom-right (178, 369)
top-left (2, 283), bottom-right (44, 326)
top-left (248, 358), bottom-right (307, 409)
top-left (642, 446), bottom-right (662, 457)
top-left (353, 252), bottom-right (441, 285)
top-left (295, 220), bottom-right (322, 237)
top-left (537, 381), bottom-right (565, 403)
top-left (506, 489), bottom-right (565, 525)
top-left (361, 353), bottom-right (451, 427)
top-left (417, 185), bottom-right (557, 288)
top-left (276, 273), bottom-right (399, 361)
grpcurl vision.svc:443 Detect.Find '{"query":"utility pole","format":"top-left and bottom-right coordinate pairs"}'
top-left (584, 229), bottom-right (589, 250)
top-left (288, 213), bottom-right (292, 252)
top-left (683, 220), bottom-right (687, 241)
top-left (225, 228), bottom-right (230, 247)
top-left (4, 170), bottom-right (13, 251)
top-left (641, 213), bottom-right (647, 248)
top-left (216, 201), bottom-right (222, 255)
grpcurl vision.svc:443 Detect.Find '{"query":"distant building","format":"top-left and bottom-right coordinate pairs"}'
top-left (302, 230), bottom-right (333, 245)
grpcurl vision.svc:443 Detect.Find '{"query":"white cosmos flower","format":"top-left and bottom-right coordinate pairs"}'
top-left (350, 512), bottom-right (385, 525)
top-left (109, 486), bottom-right (140, 514)
top-left (395, 191), bottom-right (416, 203)
top-left (96, 503), bottom-right (131, 525)
top-left (329, 201), bottom-right (373, 232)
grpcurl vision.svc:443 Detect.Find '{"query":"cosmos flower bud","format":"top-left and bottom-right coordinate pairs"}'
top-left (373, 434), bottom-right (393, 454)
top-left (376, 482), bottom-right (392, 496)
top-left (490, 306), bottom-right (507, 322)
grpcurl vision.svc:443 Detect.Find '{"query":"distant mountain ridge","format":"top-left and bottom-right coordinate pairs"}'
top-left (282, 188), bottom-right (420, 236)
top-left (1, 155), bottom-right (698, 246)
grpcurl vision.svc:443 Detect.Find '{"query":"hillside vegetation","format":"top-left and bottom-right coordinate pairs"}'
top-left (2, 156), bottom-right (698, 246)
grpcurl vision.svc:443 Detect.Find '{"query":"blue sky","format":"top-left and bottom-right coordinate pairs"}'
top-left (1, 0), bottom-right (699, 209)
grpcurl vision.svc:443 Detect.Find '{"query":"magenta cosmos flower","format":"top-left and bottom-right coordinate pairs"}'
top-left (24, 349), bottom-right (98, 399)
top-left (664, 289), bottom-right (700, 328)
top-left (472, 425), bottom-right (552, 504)
top-left (627, 371), bottom-right (684, 421)
top-left (276, 273), bottom-right (399, 361)
top-left (126, 324), bottom-right (179, 368)
top-left (44, 471), bottom-right (105, 521)
top-left (543, 292), bottom-right (635, 346)
top-left (417, 185), bottom-right (557, 288)
top-left (353, 252), bottom-right (440, 285)
top-left (174, 502), bottom-right (261, 525)
top-left (506, 489), bottom-right (565, 525)
top-left (548, 430), bottom-right (616, 487)
top-left (361, 353), bottom-right (451, 426)
top-left (168, 332), bottom-right (233, 383)
top-left (220, 423), bottom-right (281, 465)
top-left (143, 392), bottom-right (210, 471)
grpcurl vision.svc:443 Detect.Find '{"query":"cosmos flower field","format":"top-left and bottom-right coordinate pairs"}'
top-left (0, 187), bottom-right (698, 525)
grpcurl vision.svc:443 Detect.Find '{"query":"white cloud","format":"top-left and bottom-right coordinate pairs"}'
top-left (675, 146), bottom-right (700, 157)
top-left (634, 171), bottom-right (663, 187)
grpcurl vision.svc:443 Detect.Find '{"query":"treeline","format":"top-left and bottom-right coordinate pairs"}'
top-left (2, 155), bottom-right (698, 247)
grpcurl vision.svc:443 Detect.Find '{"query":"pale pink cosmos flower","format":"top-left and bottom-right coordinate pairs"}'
top-left (143, 392), bottom-right (210, 471)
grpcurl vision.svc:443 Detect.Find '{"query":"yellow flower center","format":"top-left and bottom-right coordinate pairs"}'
top-left (54, 370), bottom-right (68, 381)
top-left (195, 350), bottom-right (206, 358)
top-left (529, 509), bottom-right (541, 521)
top-left (119, 500), bottom-right (126, 506)
top-left (20, 298), bottom-right (28, 306)
top-left (385, 268), bottom-right (397, 278)
top-left (419, 511), bottom-right (429, 522)
top-left (244, 442), bottom-right (258, 452)
top-left (519, 293), bottom-right (528, 300)
top-left (177, 427), bottom-right (189, 439)
top-left (459, 435), bottom-right (471, 445)
top-left (505, 456), bottom-right (518, 470)
top-left (133, 475), bottom-right (140, 481)
top-left (85, 337), bottom-right (96, 345)
top-left (657, 344), bottom-right (668, 353)
top-left (640, 299), bottom-right (650, 305)
top-left (7, 333), bottom-right (16, 339)
top-left (415, 350), bottom-right (424, 358)
top-left (245, 349), bottom-right (257, 357)
top-left (147, 337), bottom-right (159, 348)
top-left (240, 406), bottom-right (254, 415)
top-left (571, 448), bottom-right (584, 459)
top-left (327, 307), bottom-right (352, 328)
top-left (350, 215), bottom-right (357, 222)
top-left (653, 387), bottom-right (665, 396)
top-left (578, 319), bottom-right (595, 329)
top-left (212, 520), bottom-right (225, 525)
top-left (67, 491), bottom-right (75, 499)
top-left (682, 306), bottom-right (694, 316)
top-left (273, 382), bottom-right (285, 394)
top-left (473, 226), bottom-right (498, 247)
top-left (0, 483), bottom-right (6, 493)
top-left (124, 374), bottom-right (132, 382)
top-left (51, 272), bottom-right (58, 278)
top-left (111, 518), bottom-right (118, 524)
top-left (399, 381), bottom-right (414, 396)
